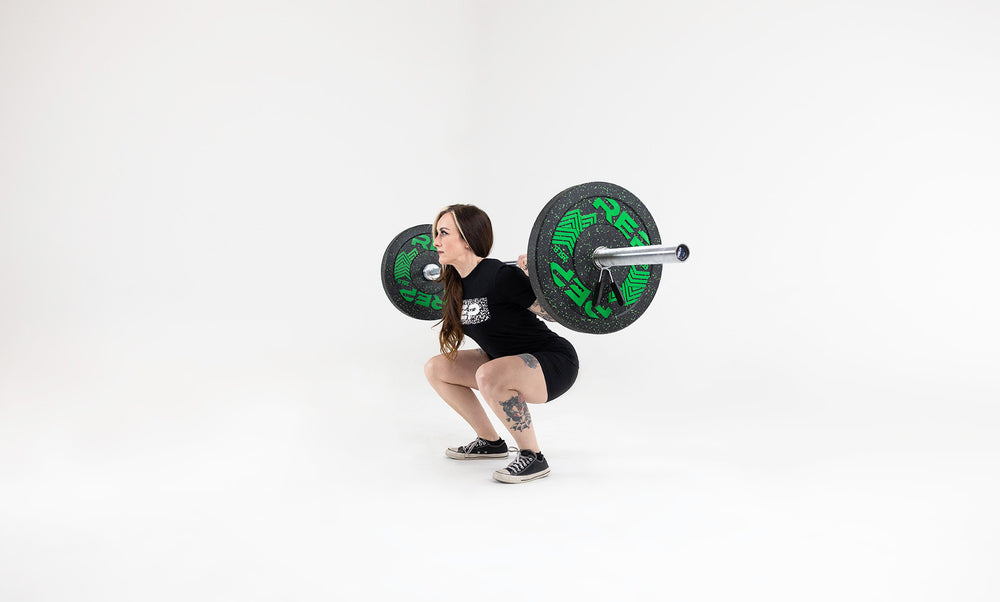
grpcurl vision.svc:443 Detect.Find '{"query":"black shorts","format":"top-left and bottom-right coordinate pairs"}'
top-left (531, 341), bottom-right (579, 402)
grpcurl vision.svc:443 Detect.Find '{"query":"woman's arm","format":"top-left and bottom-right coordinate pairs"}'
top-left (529, 300), bottom-right (557, 322)
top-left (517, 254), bottom-right (557, 322)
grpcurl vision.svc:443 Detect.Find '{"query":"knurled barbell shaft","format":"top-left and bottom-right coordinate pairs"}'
top-left (422, 243), bottom-right (689, 281)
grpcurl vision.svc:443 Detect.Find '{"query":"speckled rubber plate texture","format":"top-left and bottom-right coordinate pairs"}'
top-left (381, 224), bottom-right (444, 320)
top-left (526, 182), bottom-right (662, 334)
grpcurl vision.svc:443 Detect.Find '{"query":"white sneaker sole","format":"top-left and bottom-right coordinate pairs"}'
top-left (445, 449), bottom-right (509, 460)
top-left (493, 467), bottom-right (551, 483)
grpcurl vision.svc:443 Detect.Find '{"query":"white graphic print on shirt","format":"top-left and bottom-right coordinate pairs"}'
top-left (461, 297), bottom-right (490, 325)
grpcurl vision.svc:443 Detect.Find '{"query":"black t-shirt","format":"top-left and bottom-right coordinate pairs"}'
top-left (460, 258), bottom-right (572, 359)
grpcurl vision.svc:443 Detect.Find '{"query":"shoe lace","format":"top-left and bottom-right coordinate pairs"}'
top-left (464, 438), bottom-right (485, 453)
top-left (505, 451), bottom-right (534, 473)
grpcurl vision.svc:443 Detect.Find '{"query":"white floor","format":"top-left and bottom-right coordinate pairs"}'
top-left (2, 342), bottom-right (996, 602)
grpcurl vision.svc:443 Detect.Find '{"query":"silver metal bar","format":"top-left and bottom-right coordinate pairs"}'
top-left (592, 243), bottom-right (689, 268)
top-left (423, 246), bottom-right (687, 282)
top-left (424, 260), bottom-right (518, 282)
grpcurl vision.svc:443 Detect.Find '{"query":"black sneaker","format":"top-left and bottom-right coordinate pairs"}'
top-left (445, 437), bottom-right (509, 460)
top-left (493, 450), bottom-right (550, 483)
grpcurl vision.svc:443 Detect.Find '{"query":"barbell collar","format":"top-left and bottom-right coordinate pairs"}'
top-left (592, 243), bottom-right (689, 269)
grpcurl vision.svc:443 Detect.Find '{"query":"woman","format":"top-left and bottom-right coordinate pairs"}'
top-left (423, 204), bottom-right (579, 484)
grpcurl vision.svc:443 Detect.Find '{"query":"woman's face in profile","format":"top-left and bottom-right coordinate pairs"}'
top-left (434, 212), bottom-right (469, 266)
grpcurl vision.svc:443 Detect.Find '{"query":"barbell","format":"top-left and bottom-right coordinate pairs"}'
top-left (380, 181), bottom-right (689, 334)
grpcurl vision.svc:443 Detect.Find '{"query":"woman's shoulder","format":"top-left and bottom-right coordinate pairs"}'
top-left (477, 257), bottom-right (512, 279)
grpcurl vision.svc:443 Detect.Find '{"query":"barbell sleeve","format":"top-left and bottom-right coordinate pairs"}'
top-left (592, 243), bottom-right (689, 268)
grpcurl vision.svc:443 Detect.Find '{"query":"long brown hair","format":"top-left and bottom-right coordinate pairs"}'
top-left (433, 204), bottom-right (493, 359)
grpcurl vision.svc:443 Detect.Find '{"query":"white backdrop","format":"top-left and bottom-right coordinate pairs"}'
top-left (2, 1), bottom-right (998, 600)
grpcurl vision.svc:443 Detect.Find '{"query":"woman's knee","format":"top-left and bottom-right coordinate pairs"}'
top-left (475, 362), bottom-right (503, 396)
top-left (424, 355), bottom-right (447, 382)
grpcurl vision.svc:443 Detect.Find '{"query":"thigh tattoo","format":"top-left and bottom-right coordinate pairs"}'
top-left (518, 353), bottom-right (539, 369)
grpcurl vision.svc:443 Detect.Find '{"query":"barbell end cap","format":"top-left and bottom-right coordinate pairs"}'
top-left (423, 263), bottom-right (442, 282)
top-left (676, 244), bottom-right (690, 262)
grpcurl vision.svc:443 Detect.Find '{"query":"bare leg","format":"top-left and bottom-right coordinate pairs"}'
top-left (424, 350), bottom-right (496, 440)
top-left (475, 354), bottom-right (548, 453)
